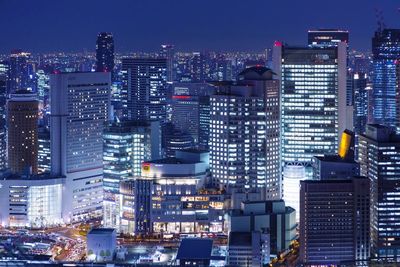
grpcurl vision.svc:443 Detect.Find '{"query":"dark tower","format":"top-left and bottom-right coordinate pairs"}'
top-left (7, 90), bottom-right (39, 174)
top-left (96, 32), bottom-right (115, 79)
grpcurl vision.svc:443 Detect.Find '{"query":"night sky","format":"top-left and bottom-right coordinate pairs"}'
top-left (0, 0), bottom-right (399, 53)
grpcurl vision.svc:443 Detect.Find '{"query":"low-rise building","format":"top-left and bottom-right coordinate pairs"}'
top-left (87, 228), bottom-right (117, 262)
top-left (229, 200), bottom-right (296, 256)
top-left (119, 150), bottom-right (226, 235)
top-left (0, 171), bottom-right (64, 228)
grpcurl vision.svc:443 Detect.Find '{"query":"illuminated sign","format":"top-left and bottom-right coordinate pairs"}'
top-left (142, 163), bottom-right (151, 173)
top-left (338, 130), bottom-right (353, 159)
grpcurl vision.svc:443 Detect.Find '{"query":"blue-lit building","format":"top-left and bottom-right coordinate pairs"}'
top-left (359, 124), bottom-right (400, 260)
top-left (372, 29), bottom-right (400, 130)
top-left (102, 120), bottom-right (161, 229)
top-left (7, 50), bottom-right (30, 94)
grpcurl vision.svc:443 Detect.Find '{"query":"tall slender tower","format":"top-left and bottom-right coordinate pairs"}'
top-left (7, 50), bottom-right (30, 94)
top-left (372, 29), bottom-right (400, 130)
top-left (96, 32), bottom-right (115, 78)
top-left (160, 44), bottom-right (175, 82)
top-left (7, 90), bottom-right (39, 174)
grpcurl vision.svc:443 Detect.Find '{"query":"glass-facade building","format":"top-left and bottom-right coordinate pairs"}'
top-left (273, 43), bottom-right (347, 176)
top-left (372, 29), bottom-right (400, 130)
top-left (359, 124), bottom-right (400, 260)
top-left (102, 121), bottom-right (161, 229)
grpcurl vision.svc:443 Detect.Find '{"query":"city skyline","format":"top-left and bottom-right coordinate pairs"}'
top-left (1, 0), bottom-right (400, 53)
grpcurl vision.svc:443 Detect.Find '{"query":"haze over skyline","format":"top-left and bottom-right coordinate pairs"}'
top-left (1, 0), bottom-right (400, 53)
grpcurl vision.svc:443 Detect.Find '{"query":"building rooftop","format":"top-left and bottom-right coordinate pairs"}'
top-left (238, 66), bottom-right (276, 80)
top-left (176, 238), bottom-right (213, 260)
top-left (88, 228), bottom-right (116, 235)
top-left (145, 157), bottom-right (198, 165)
top-left (228, 232), bottom-right (252, 246)
top-left (0, 170), bottom-right (64, 181)
top-left (314, 154), bottom-right (356, 163)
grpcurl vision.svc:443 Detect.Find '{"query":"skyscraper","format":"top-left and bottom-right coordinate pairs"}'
top-left (121, 58), bottom-right (167, 121)
top-left (160, 44), bottom-right (175, 82)
top-left (0, 62), bottom-right (7, 170)
top-left (300, 177), bottom-right (370, 265)
top-left (96, 32), bottom-right (115, 77)
top-left (371, 29), bottom-right (400, 129)
top-left (359, 124), bottom-right (400, 260)
top-left (7, 90), bottom-right (39, 174)
top-left (273, 42), bottom-right (347, 177)
top-left (50, 72), bottom-right (111, 222)
top-left (7, 50), bottom-right (30, 94)
top-left (210, 66), bottom-right (280, 199)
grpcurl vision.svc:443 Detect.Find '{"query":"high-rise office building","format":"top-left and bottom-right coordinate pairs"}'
top-left (103, 120), bottom-right (161, 228)
top-left (352, 72), bottom-right (372, 158)
top-left (96, 32), bottom-right (115, 76)
top-left (210, 66), bottom-right (280, 198)
top-left (359, 124), bottom-right (400, 260)
top-left (160, 44), bottom-right (175, 82)
top-left (7, 91), bottom-right (39, 174)
top-left (50, 72), bottom-right (111, 222)
top-left (7, 50), bottom-right (30, 94)
top-left (121, 58), bottom-right (167, 121)
top-left (372, 29), bottom-right (400, 129)
top-left (273, 42), bottom-right (347, 177)
top-left (300, 177), bottom-right (370, 265)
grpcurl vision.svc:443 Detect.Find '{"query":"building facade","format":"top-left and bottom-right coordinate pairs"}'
top-left (38, 126), bottom-right (51, 174)
top-left (96, 32), bottom-right (115, 77)
top-left (7, 91), bottom-right (39, 174)
top-left (121, 58), bottom-right (167, 121)
top-left (371, 29), bottom-right (400, 129)
top-left (103, 120), bottom-right (161, 228)
top-left (359, 124), bottom-right (400, 260)
top-left (50, 72), bottom-right (111, 223)
top-left (0, 172), bottom-right (64, 228)
top-left (210, 66), bottom-right (280, 199)
top-left (300, 177), bottom-right (370, 265)
top-left (273, 42), bottom-right (347, 178)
